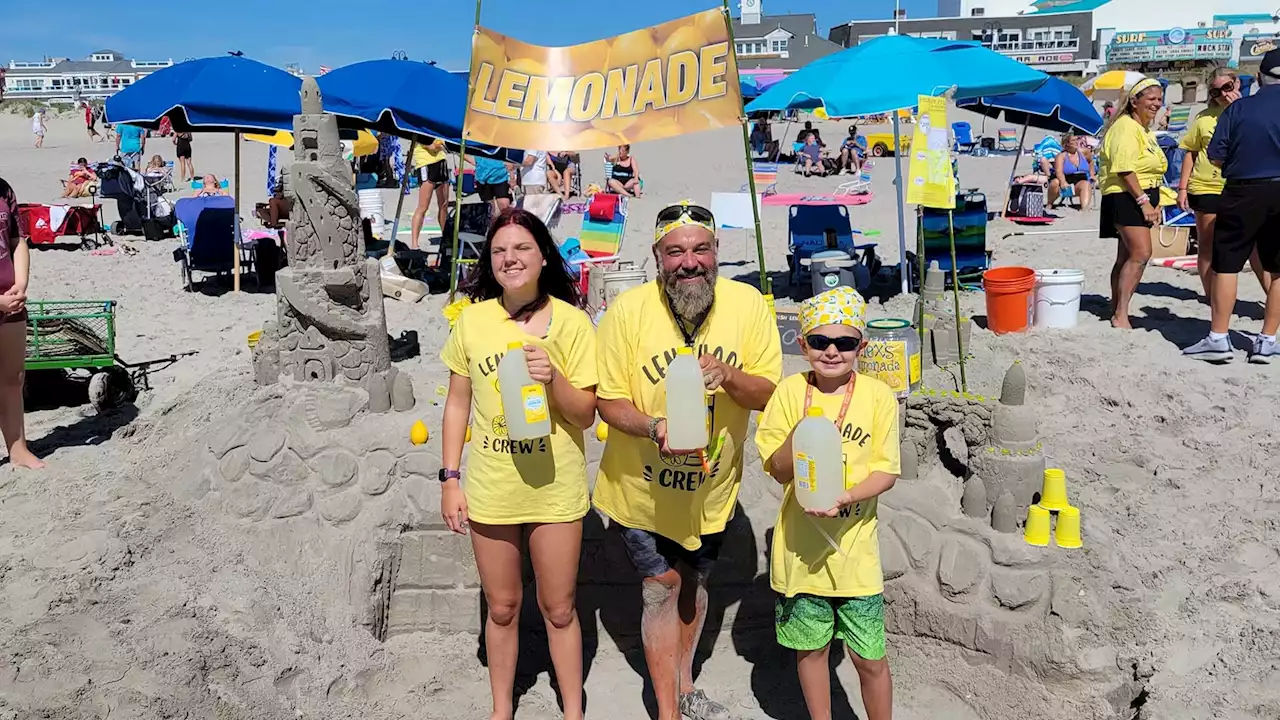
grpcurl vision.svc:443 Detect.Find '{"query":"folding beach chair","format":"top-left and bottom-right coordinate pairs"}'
top-left (518, 193), bottom-right (562, 228)
top-left (952, 122), bottom-right (979, 154)
top-left (741, 162), bottom-right (779, 196)
top-left (174, 195), bottom-right (255, 291)
top-left (1165, 106), bottom-right (1191, 135)
top-left (787, 204), bottom-right (878, 298)
top-left (835, 160), bottom-right (875, 196)
top-left (997, 128), bottom-right (1019, 152)
top-left (917, 191), bottom-right (990, 286)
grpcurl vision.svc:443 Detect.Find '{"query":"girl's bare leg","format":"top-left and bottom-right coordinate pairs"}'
top-left (528, 521), bottom-right (584, 719)
top-left (0, 322), bottom-right (43, 469)
top-left (471, 522), bottom-right (525, 720)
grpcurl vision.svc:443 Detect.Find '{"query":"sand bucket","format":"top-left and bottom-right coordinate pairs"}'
top-left (358, 189), bottom-right (385, 239)
top-left (1033, 269), bottom-right (1084, 329)
top-left (982, 266), bottom-right (1037, 334)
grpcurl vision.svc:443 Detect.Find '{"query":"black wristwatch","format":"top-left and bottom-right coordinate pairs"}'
top-left (438, 469), bottom-right (461, 483)
top-left (647, 417), bottom-right (662, 444)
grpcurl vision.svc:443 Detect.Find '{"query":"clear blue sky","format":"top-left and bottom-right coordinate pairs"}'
top-left (1, 0), bottom-right (937, 73)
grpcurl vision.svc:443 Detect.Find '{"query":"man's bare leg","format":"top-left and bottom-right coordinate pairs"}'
top-left (675, 566), bottom-right (730, 720)
top-left (641, 571), bottom-right (682, 720)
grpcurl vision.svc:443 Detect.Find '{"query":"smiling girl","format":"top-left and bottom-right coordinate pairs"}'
top-left (439, 207), bottom-right (597, 720)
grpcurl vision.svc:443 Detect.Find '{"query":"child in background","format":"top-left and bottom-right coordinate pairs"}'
top-left (754, 286), bottom-right (901, 720)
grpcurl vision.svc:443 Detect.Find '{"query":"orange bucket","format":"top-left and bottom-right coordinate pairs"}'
top-left (983, 266), bottom-right (1037, 334)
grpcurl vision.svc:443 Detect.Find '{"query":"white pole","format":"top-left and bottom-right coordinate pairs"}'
top-left (892, 114), bottom-right (910, 295)
top-left (894, 0), bottom-right (901, 33)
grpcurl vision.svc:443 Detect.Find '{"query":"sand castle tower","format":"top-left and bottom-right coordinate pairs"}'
top-left (967, 361), bottom-right (1045, 533)
top-left (252, 77), bottom-right (414, 413)
top-left (916, 260), bottom-right (971, 367)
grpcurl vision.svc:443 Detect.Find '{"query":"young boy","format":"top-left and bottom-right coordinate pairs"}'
top-left (754, 286), bottom-right (901, 720)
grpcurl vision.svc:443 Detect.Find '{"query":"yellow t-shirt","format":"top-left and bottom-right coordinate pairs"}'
top-left (412, 138), bottom-right (447, 168)
top-left (440, 297), bottom-right (598, 525)
top-left (593, 279), bottom-right (784, 550)
top-left (754, 373), bottom-right (901, 598)
top-left (1099, 113), bottom-right (1167, 195)
top-left (1179, 105), bottom-right (1225, 197)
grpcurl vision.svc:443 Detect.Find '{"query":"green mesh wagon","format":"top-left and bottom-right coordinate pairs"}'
top-left (24, 300), bottom-right (195, 411)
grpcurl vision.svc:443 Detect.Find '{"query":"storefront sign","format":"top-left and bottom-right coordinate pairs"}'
top-left (1013, 53), bottom-right (1076, 64)
top-left (1107, 26), bottom-right (1234, 63)
top-left (1242, 35), bottom-right (1279, 59)
top-left (465, 8), bottom-right (741, 151)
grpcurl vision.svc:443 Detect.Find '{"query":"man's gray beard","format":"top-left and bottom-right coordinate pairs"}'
top-left (660, 268), bottom-right (716, 326)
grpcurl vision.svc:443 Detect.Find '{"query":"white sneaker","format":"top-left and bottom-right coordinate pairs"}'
top-left (1248, 336), bottom-right (1279, 364)
top-left (1182, 335), bottom-right (1233, 363)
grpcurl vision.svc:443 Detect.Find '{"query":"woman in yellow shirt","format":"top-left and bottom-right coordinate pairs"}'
top-left (1178, 68), bottom-right (1271, 300)
top-left (440, 208), bottom-right (598, 720)
top-left (409, 137), bottom-right (450, 249)
top-left (1098, 78), bottom-right (1167, 329)
top-left (754, 287), bottom-right (900, 720)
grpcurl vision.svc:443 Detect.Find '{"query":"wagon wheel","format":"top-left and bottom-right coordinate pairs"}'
top-left (88, 367), bottom-right (137, 412)
top-left (872, 143), bottom-right (888, 157)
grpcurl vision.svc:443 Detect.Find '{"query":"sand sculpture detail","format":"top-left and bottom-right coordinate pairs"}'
top-left (252, 77), bottom-right (414, 413)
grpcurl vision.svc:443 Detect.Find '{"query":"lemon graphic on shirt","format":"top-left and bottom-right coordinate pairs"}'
top-left (491, 415), bottom-right (509, 438)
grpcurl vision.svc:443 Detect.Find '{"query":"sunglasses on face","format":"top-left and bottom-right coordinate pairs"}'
top-left (655, 203), bottom-right (715, 227)
top-left (1209, 81), bottom-right (1236, 98)
top-left (805, 334), bottom-right (862, 353)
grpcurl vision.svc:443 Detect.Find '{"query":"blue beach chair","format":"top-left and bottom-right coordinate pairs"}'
top-left (787, 204), bottom-right (879, 299)
top-left (174, 195), bottom-right (251, 291)
top-left (952, 122), bottom-right (979, 154)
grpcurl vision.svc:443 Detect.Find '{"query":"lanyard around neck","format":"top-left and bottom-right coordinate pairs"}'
top-left (803, 372), bottom-right (857, 429)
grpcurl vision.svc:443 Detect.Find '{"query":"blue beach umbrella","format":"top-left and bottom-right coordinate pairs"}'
top-left (746, 36), bottom-right (1049, 295)
top-left (317, 59), bottom-right (522, 162)
top-left (957, 76), bottom-right (1103, 135)
top-left (105, 55), bottom-right (303, 132)
top-left (740, 78), bottom-right (761, 100)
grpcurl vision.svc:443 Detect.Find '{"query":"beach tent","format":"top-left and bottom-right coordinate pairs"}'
top-left (746, 36), bottom-right (1048, 294)
top-left (1081, 70), bottom-right (1147, 102)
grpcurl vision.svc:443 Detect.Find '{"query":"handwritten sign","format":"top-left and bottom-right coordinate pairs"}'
top-left (776, 311), bottom-right (805, 356)
top-left (858, 340), bottom-right (910, 395)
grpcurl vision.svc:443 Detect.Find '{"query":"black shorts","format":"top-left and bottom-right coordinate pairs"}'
top-left (1211, 180), bottom-right (1280, 274)
top-left (476, 181), bottom-right (510, 202)
top-left (551, 158), bottom-right (570, 173)
top-left (418, 159), bottom-right (449, 185)
top-left (616, 525), bottom-right (724, 579)
top-left (1187, 193), bottom-right (1220, 215)
top-left (1063, 173), bottom-right (1088, 185)
top-left (1099, 188), bottom-right (1159, 239)
top-left (175, 139), bottom-right (192, 159)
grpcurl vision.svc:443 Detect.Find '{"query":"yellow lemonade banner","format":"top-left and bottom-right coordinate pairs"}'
top-left (465, 9), bottom-right (743, 151)
top-left (905, 95), bottom-right (956, 209)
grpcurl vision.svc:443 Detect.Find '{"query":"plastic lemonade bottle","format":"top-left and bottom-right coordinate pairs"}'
top-left (499, 342), bottom-right (551, 441)
top-left (792, 407), bottom-right (845, 512)
top-left (664, 347), bottom-right (709, 452)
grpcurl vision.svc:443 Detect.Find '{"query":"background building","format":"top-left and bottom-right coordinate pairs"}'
top-left (732, 0), bottom-right (844, 72)
top-left (3, 50), bottom-right (173, 104)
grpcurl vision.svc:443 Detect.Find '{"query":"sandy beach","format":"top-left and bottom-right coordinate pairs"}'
top-left (1, 108), bottom-right (1278, 720)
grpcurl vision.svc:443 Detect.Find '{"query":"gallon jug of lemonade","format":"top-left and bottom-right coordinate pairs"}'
top-left (792, 407), bottom-right (845, 512)
top-left (664, 347), bottom-right (708, 453)
top-left (499, 342), bottom-right (551, 441)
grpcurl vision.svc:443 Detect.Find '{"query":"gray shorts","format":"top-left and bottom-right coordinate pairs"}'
top-left (120, 151), bottom-right (142, 168)
top-left (616, 525), bottom-right (724, 579)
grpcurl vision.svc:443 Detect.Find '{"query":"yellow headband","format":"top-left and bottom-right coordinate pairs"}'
top-left (799, 287), bottom-right (868, 336)
top-left (1129, 77), bottom-right (1161, 100)
top-left (654, 201), bottom-right (716, 244)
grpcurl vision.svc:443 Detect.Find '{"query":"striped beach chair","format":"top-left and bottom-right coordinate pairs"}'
top-left (1165, 106), bottom-right (1191, 135)
top-left (997, 128), bottom-right (1019, 152)
top-left (579, 195), bottom-right (628, 258)
top-left (741, 162), bottom-right (779, 195)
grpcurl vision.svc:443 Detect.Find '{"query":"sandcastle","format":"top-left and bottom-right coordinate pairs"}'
top-left (252, 77), bottom-right (414, 413)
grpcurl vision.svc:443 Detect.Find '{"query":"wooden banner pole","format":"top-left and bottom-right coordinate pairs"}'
top-left (450, 0), bottom-right (485, 297)
top-left (721, 0), bottom-right (770, 297)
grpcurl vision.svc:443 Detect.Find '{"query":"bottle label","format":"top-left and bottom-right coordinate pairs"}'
top-left (521, 384), bottom-right (548, 424)
top-left (858, 340), bottom-right (908, 395)
top-left (794, 452), bottom-right (816, 493)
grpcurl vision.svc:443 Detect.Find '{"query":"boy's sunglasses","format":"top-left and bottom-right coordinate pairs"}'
top-left (656, 203), bottom-right (715, 226)
top-left (1208, 81), bottom-right (1236, 98)
top-left (805, 334), bottom-right (863, 353)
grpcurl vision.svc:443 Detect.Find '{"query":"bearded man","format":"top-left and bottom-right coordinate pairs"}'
top-left (594, 201), bottom-right (782, 720)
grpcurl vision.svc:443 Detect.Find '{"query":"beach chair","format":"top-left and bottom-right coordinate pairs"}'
top-left (741, 162), bottom-right (779, 196)
top-left (997, 128), bottom-right (1019, 152)
top-left (952, 122), bottom-right (979, 154)
top-left (189, 177), bottom-right (230, 191)
top-left (518, 193), bottom-right (562, 228)
top-left (1165, 106), bottom-right (1191, 135)
top-left (579, 194), bottom-right (628, 258)
top-left (787, 204), bottom-right (879, 298)
top-left (174, 195), bottom-right (252, 291)
top-left (835, 160), bottom-right (875, 196)
top-left (917, 191), bottom-right (989, 286)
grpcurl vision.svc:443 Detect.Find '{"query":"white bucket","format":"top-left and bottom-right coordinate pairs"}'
top-left (358, 189), bottom-right (385, 240)
top-left (1033, 269), bottom-right (1084, 329)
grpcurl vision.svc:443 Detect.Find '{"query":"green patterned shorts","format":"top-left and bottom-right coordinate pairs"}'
top-left (775, 594), bottom-right (886, 659)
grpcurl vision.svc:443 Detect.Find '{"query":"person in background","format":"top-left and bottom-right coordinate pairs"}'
top-left (174, 130), bottom-right (194, 183)
top-left (145, 155), bottom-right (166, 173)
top-left (196, 174), bottom-right (226, 197)
top-left (31, 109), bottom-right (47, 149)
top-left (470, 154), bottom-right (514, 214)
top-left (1177, 68), bottom-right (1270, 305)
top-left (796, 120), bottom-right (824, 147)
top-left (1182, 49), bottom-right (1280, 363)
top-left (799, 134), bottom-right (826, 177)
top-left (547, 151), bottom-right (577, 202)
top-left (754, 287), bottom-right (900, 720)
top-left (84, 102), bottom-right (102, 143)
top-left (256, 181), bottom-right (292, 229)
top-left (1033, 135), bottom-right (1062, 176)
top-left (0, 176), bottom-right (45, 469)
top-left (593, 201), bottom-right (782, 720)
top-left (1098, 78), bottom-right (1167, 330)
top-left (520, 149), bottom-right (549, 194)
top-left (116, 123), bottom-right (147, 171)
top-left (1102, 101), bottom-right (1116, 120)
top-left (409, 137), bottom-right (450, 250)
top-left (1049, 134), bottom-right (1093, 209)
top-left (440, 208), bottom-right (597, 720)
top-left (606, 144), bottom-right (642, 197)
top-left (837, 125), bottom-right (866, 175)
top-left (61, 158), bottom-right (98, 199)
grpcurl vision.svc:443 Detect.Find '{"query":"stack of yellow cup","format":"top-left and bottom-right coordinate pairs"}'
top-left (1023, 468), bottom-right (1082, 548)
